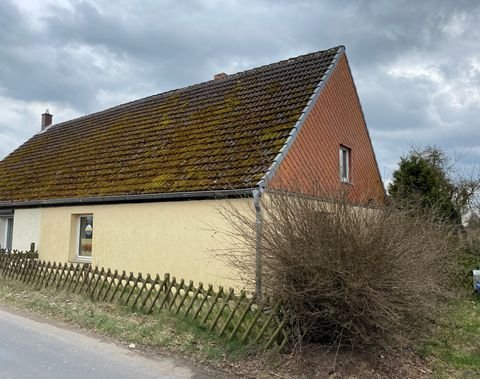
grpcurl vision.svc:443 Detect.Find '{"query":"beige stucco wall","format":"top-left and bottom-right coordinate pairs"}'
top-left (12, 208), bottom-right (41, 251)
top-left (35, 198), bottom-right (252, 288)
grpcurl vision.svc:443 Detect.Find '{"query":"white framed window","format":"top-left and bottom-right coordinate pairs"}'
top-left (0, 216), bottom-right (14, 251)
top-left (339, 145), bottom-right (351, 183)
top-left (77, 215), bottom-right (93, 260)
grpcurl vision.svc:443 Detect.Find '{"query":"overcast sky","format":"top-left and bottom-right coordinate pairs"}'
top-left (1, 0), bottom-right (479, 183)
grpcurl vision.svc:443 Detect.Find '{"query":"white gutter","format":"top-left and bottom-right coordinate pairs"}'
top-left (0, 188), bottom-right (254, 209)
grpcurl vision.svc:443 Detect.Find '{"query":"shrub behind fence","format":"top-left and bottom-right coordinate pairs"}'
top-left (0, 251), bottom-right (288, 351)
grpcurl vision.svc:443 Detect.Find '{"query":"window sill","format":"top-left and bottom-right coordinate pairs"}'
top-left (69, 258), bottom-right (92, 265)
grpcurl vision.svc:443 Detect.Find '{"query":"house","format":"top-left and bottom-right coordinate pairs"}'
top-left (0, 46), bottom-right (384, 287)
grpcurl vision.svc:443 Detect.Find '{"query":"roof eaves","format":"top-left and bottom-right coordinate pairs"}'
top-left (256, 45), bottom-right (345, 191)
top-left (0, 188), bottom-right (254, 209)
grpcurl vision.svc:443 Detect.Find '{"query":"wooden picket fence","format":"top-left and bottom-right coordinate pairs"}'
top-left (0, 251), bottom-right (289, 350)
top-left (454, 268), bottom-right (478, 290)
top-left (451, 251), bottom-right (479, 291)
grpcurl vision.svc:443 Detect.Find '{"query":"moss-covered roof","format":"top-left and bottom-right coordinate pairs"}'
top-left (0, 47), bottom-right (340, 202)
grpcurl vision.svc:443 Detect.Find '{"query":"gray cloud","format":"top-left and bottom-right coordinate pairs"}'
top-left (0, 0), bottom-right (479, 180)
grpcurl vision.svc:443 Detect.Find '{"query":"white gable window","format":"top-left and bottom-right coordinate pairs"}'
top-left (77, 215), bottom-right (93, 260)
top-left (339, 145), bottom-right (351, 183)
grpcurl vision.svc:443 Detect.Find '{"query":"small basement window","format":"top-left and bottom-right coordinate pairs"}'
top-left (339, 145), bottom-right (351, 183)
top-left (77, 215), bottom-right (93, 260)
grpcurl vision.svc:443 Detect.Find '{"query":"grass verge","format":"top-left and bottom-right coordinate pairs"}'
top-left (418, 296), bottom-right (480, 378)
top-left (0, 278), bottom-right (253, 373)
top-left (1, 277), bottom-right (478, 378)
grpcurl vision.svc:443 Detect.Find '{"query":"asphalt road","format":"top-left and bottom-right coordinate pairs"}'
top-left (0, 306), bottom-right (214, 379)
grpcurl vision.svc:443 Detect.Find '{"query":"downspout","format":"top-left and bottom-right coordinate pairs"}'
top-left (253, 188), bottom-right (263, 299)
top-left (251, 47), bottom-right (343, 298)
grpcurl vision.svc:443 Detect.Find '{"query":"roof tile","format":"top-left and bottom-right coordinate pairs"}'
top-left (0, 47), bottom-right (340, 202)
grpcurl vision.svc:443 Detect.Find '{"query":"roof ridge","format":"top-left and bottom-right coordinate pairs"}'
top-left (225, 45), bottom-right (344, 81)
top-left (1, 45), bottom-right (342, 202)
top-left (43, 45), bottom-right (344, 133)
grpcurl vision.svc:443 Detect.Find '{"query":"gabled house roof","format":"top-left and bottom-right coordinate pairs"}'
top-left (0, 46), bottom-right (346, 206)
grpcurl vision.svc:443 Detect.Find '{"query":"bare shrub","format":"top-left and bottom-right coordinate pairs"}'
top-left (220, 191), bottom-right (462, 351)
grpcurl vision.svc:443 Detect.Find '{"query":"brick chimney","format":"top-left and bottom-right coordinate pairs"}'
top-left (214, 72), bottom-right (228, 80)
top-left (41, 110), bottom-right (53, 131)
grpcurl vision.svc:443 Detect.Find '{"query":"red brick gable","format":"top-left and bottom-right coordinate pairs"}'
top-left (268, 53), bottom-right (385, 205)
